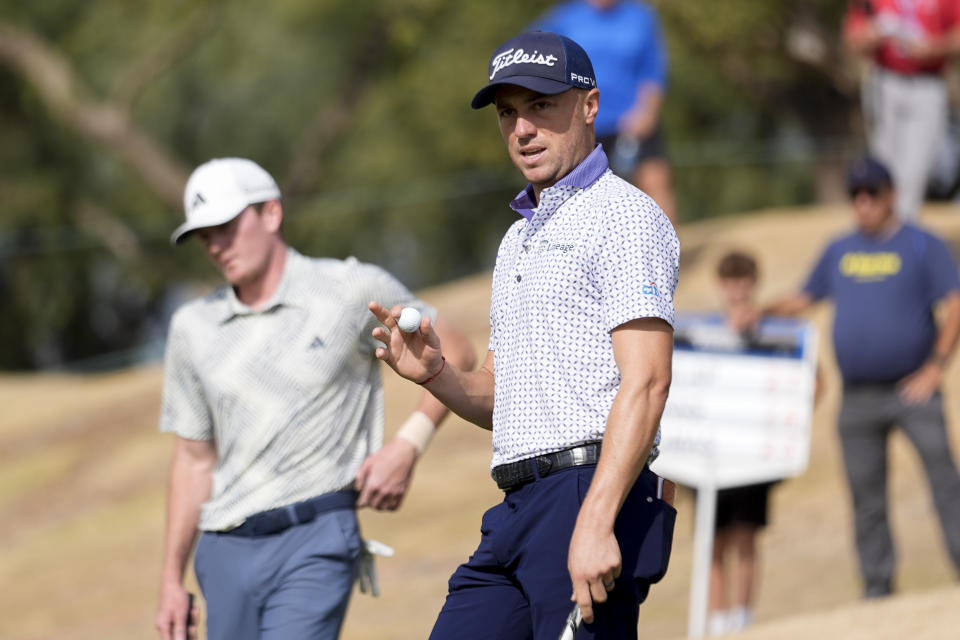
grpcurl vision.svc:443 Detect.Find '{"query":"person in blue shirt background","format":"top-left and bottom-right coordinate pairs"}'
top-left (750, 156), bottom-right (960, 599)
top-left (534, 0), bottom-right (678, 224)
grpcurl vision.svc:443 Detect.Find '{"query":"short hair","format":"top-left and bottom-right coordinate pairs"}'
top-left (716, 251), bottom-right (758, 280)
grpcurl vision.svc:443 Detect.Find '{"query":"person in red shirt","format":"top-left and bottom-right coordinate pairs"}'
top-left (845, 0), bottom-right (960, 221)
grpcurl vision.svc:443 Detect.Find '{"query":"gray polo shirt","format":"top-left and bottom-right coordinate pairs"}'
top-left (159, 248), bottom-right (435, 531)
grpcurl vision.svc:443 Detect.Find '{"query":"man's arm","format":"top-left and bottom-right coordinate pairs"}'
top-left (845, 16), bottom-right (885, 56)
top-left (369, 301), bottom-right (496, 428)
top-left (155, 437), bottom-right (216, 640)
top-left (899, 291), bottom-right (960, 404)
top-left (844, 3), bottom-right (960, 61)
top-left (726, 291), bottom-right (815, 332)
top-left (619, 83), bottom-right (664, 140)
top-left (902, 28), bottom-right (960, 61)
top-left (619, 5), bottom-right (668, 139)
top-left (355, 314), bottom-right (478, 510)
top-left (764, 291), bottom-right (815, 317)
top-left (567, 317), bottom-right (673, 624)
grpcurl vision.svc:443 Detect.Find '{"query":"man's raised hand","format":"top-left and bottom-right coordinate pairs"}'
top-left (369, 302), bottom-right (444, 383)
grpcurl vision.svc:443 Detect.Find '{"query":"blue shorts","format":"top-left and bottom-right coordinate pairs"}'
top-left (597, 129), bottom-right (668, 178)
top-left (429, 465), bottom-right (675, 640)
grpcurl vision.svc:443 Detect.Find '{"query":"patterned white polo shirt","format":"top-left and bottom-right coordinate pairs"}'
top-left (160, 248), bottom-right (435, 531)
top-left (489, 145), bottom-right (679, 468)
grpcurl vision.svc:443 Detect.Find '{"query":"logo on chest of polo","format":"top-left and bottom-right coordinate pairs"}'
top-left (840, 251), bottom-right (902, 280)
top-left (537, 240), bottom-right (577, 254)
top-left (642, 282), bottom-right (660, 297)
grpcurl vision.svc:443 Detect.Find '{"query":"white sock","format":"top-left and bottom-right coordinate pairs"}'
top-left (707, 610), bottom-right (729, 636)
top-left (727, 606), bottom-right (753, 632)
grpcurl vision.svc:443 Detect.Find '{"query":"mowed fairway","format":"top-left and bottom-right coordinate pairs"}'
top-left (3, 205), bottom-right (960, 639)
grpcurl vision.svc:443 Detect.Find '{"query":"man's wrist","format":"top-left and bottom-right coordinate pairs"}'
top-left (160, 571), bottom-right (183, 584)
top-left (417, 357), bottom-right (446, 385)
top-left (929, 353), bottom-right (949, 370)
top-left (160, 575), bottom-right (184, 591)
top-left (577, 493), bottom-right (618, 531)
top-left (395, 411), bottom-right (436, 455)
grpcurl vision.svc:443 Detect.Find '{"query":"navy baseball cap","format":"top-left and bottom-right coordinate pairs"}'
top-left (847, 155), bottom-right (894, 195)
top-left (471, 31), bottom-right (597, 109)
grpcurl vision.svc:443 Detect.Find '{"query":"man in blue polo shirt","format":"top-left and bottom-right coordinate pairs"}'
top-left (761, 156), bottom-right (960, 598)
top-left (370, 31), bottom-right (679, 639)
top-left (534, 0), bottom-right (677, 224)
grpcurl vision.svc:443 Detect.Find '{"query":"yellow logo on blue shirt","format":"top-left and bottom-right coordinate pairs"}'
top-left (839, 252), bottom-right (902, 281)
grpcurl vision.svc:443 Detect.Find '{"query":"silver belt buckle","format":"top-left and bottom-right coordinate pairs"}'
top-left (570, 445), bottom-right (589, 466)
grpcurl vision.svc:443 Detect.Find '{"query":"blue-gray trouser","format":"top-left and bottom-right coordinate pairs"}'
top-left (194, 504), bottom-right (361, 639)
top-left (838, 385), bottom-right (960, 597)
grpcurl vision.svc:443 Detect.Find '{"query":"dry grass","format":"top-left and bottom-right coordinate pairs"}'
top-left (3, 204), bottom-right (960, 639)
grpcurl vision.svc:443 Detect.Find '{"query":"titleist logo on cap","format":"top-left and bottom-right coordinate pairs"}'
top-left (471, 32), bottom-right (597, 109)
top-left (490, 48), bottom-right (559, 80)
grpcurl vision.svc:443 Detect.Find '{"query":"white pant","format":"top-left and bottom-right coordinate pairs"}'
top-left (863, 67), bottom-right (948, 221)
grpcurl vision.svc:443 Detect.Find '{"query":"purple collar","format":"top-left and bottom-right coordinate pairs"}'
top-left (509, 144), bottom-right (609, 220)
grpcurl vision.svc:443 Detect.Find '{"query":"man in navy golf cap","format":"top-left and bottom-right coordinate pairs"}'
top-left (749, 155), bottom-right (960, 599)
top-left (370, 31), bottom-right (679, 638)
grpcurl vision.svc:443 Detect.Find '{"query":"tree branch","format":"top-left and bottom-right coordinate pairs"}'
top-left (111, 7), bottom-right (215, 111)
top-left (75, 199), bottom-right (143, 262)
top-left (784, 5), bottom-right (859, 97)
top-left (282, 22), bottom-right (389, 197)
top-left (0, 21), bottom-right (189, 209)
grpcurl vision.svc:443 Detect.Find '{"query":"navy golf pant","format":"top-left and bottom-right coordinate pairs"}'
top-left (430, 465), bottom-right (673, 639)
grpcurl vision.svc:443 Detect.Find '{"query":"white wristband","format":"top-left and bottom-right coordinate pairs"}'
top-left (395, 411), bottom-right (436, 455)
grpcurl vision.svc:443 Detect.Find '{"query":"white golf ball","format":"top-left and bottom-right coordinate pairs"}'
top-left (398, 307), bottom-right (422, 333)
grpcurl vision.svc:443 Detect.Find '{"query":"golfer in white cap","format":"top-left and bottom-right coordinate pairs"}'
top-left (154, 158), bottom-right (475, 640)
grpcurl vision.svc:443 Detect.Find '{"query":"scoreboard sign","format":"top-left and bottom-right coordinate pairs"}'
top-left (651, 313), bottom-right (818, 490)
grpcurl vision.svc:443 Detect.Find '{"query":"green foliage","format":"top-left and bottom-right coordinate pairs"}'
top-left (653, 0), bottom-right (852, 219)
top-left (0, 0), bottom-right (856, 368)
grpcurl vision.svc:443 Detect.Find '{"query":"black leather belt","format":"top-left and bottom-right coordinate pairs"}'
top-left (491, 442), bottom-right (601, 491)
top-left (219, 490), bottom-right (357, 537)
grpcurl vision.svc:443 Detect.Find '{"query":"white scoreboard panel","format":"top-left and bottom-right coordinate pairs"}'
top-left (651, 313), bottom-right (818, 490)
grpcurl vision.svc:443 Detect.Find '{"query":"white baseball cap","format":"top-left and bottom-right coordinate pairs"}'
top-left (171, 157), bottom-right (282, 245)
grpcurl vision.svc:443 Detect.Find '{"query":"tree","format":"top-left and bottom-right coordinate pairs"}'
top-left (652, 0), bottom-right (858, 214)
top-left (0, 0), bottom-right (863, 369)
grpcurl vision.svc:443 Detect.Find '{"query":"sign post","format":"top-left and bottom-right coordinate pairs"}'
top-left (651, 314), bottom-right (818, 638)
top-left (687, 468), bottom-right (716, 639)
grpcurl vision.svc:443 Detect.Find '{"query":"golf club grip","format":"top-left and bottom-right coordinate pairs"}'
top-left (557, 604), bottom-right (582, 640)
top-left (186, 592), bottom-right (195, 630)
